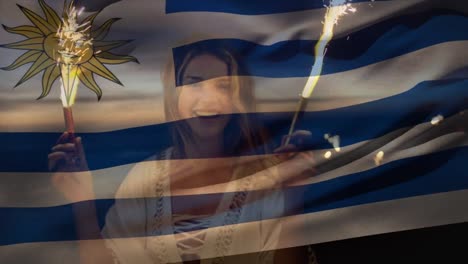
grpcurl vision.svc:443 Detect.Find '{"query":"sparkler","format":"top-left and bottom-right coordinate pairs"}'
top-left (284, 0), bottom-right (356, 145)
top-left (58, 3), bottom-right (93, 135)
top-left (374, 150), bottom-right (384, 166)
top-left (431, 115), bottom-right (444, 125)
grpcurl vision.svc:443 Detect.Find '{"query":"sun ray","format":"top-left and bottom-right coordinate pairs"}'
top-left (77, 66), bottom-right (103, 100)
top-left (94, 40), bottom-right (133, 52)
top-left (39, 64), bottom-right (60, 99)
top-left (81, 56), bottom-right (121, 84)
top-left (38, 0), bottom-right (61, 30)
top-left (82, 11), bottom-right (101, 27)
top-left (1, 24), bottom-right (43, 38)
top-left (16, 4), bottom-right (55, 34)
top-left (96, 51), bottom-right (139, 64)
top-left (92, 18), bottom-right (121, 40)
top-left (16, 53), bottom-right (55, 87)
top-left (1, 50), bottom-right (42, 71)
top-left (62, 0), bottom-right (76, 20)
top-left (1, 38), bottom-right (44, 51)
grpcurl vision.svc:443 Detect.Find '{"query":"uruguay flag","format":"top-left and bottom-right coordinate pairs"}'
top-left (0, 0), bottom-right (467, 263)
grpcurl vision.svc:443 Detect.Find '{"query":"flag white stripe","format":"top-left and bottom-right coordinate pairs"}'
top-left (1, 188), bottom-right (467, 263)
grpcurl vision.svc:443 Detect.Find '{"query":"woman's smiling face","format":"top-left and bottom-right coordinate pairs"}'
top-left (177, 54), bottom-right (235, 139)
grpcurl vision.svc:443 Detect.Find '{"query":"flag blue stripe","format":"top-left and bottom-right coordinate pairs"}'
top-left (0, 78), bottom-right (466, 172)
top-left (166, 0), bottom-right (389, 15)
top-left (1, 147), bottom-right (467, 246)
top-left (173, 13), bottom-right (468, 81)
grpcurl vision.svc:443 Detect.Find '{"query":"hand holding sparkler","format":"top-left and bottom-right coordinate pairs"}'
top-left (284, 0), bottom-right (356, 146)
top-left (49, 132), bottom-right (95, 202)
top-left (49, 132), bottom-right (88, 171)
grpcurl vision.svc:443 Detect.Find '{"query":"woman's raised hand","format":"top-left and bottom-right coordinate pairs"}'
top-left (49, 132), bottom-right (88, 171)
top-left (48, 132), bottom-right (95, 202)
top-left (273, 130), bottom-right (316, 185)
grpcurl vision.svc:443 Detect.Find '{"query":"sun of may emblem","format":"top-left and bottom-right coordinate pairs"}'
top-left (1, 0), bottom-right (138, 104)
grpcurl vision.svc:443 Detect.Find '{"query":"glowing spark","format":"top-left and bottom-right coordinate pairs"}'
top-left (77, 7), bottom-right (85, 16)
top-left (301, 0), bottom-right (355, 99)
top-left (57, 2), bottom-right (93, 107)
top-left (324, 151), bottom-right (332, 159)
top-left (431, 115), bottom-right (444, 125)
top-left (325, 134), bottom-right (341, 152)
top-left (60, 65), bottom-right (80, 107)
top-left (374, 151), bottom-right (385, 166)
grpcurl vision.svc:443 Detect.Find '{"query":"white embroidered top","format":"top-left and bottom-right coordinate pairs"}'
top-left (101, 151), bottom-right (285, 264)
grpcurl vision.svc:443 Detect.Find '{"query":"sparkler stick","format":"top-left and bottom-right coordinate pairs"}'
top-left (63, 105), bottom-right (76, 134)
top-left (284, 0), bottom-right (356, 146)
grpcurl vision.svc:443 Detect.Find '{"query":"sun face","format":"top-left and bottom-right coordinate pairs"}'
top-left (44, 33), bottom-right (93, 65)
top-left (0, 0), bottom-right (138, 101)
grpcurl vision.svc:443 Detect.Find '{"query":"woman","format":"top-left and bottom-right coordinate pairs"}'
top-left (49, 43), bottom-right (315, 264)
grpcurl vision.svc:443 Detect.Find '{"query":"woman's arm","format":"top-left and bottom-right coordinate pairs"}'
top-left (49, 133), bottom-right (116, 264)
top-left (73, 201), bottom-right (116, 264)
